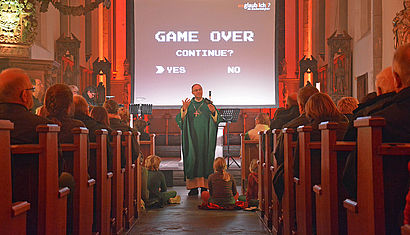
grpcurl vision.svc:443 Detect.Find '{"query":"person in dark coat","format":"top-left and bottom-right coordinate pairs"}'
top-left (82, 85), bottom-right (97, 107)
top-left (0, 68), bottom-right (54, 234)
top-left (104, 99), bottom-right (140, 168)
top-left (134, 119), bottom-right (151, 141)
top-left (273, 85), bottom-right (319, 200)
top-left (344, 43), bottom-right (410, 234)
top-left (270, 93), bottom-right (300, 130)
top-left (73, 95), bottom-right (113, 176)
top-left (45, 83), bottom-right (85, 234)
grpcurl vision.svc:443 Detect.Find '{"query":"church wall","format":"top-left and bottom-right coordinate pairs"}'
top-left (382, 0), bottom-right (403, 68)
top-left (70, 0), bottom-right (87, 68)
top-left (347, 0), bottom-right (373, 97)
top-left (31, 4), bottom-right (60, 61)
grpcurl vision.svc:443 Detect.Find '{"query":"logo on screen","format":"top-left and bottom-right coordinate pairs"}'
top-left (238, 2), bottom-right (271, 11)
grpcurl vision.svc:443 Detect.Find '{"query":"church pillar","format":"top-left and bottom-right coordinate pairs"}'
top-left (285, 0), bottom-right (299, 78)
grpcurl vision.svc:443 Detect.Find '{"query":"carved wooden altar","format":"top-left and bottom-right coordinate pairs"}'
top-left (327, 31), bottom-right (352, 102)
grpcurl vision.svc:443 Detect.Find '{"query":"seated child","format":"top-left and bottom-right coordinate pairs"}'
top-left (145, 155), bottom-right (177, 208)
top-left (202, 157), bottom-right (238, 208)
top-left (239, 159), bottom-right (259, 207)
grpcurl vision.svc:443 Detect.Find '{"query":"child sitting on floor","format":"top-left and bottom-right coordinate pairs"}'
top-left (239, 159), bottom-right (259, 208)
top-left (201, 157), bottom-right (238, 208)
top-left (145, 155), bottom-right (178, 208)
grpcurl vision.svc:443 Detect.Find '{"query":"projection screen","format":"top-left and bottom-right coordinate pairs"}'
top-left (134, 0), bottom-right (276, 108)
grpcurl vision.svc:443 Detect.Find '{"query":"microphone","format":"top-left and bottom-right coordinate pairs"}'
top-left (205, 91), bottom-right (213, 104)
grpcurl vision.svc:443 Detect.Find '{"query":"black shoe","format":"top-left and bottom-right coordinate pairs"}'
top-left (200, 187), bottom-right (208, 193)
top-left (188, 188), bottom-right (199, 196)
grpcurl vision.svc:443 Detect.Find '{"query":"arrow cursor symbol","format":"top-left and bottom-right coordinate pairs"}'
top-left (156, 66), bottom-right (165, 74)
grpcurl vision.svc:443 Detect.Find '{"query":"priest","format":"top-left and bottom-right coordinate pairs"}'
top-left (176, 84), bottom-right (222, 195)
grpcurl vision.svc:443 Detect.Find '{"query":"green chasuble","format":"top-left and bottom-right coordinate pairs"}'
top-left (176, 98), bottom-right (222, 180)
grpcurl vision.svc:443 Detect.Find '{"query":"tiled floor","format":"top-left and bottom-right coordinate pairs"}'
top-left (128, 186), bottom-right (268, 235)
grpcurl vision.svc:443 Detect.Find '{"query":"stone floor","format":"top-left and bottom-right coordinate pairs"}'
top-left (128, 186), bottom-right (269, 235)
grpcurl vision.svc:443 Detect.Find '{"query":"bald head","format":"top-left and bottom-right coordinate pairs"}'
top-left (375, 67), bottom-right (396, 95)
top-left (0, 68), bottom-right (33, 109)
top-left (393, 43), bottom-right (410, 92)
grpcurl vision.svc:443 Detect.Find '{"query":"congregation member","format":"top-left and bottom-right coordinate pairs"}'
top-left (69, 84), bottom-right (80, 95)
top-left (176, 84), bottom-right (222, 196)
top-left (238, 159), bottom-right (259, 208)
top-left (45, 83), bottom-right (85, 234)
top-left (30, 77), bottom-right (45, 113)
top-left (90, 106), bottom-right (111, 128)
top-left (343, 66), bottom-right (400, 194)
top-left (145, 155), bottom-right (178, 208)
top-left (0, 68), bottom-right (54, 234)
top-left (245, 112), bottom-right (270, 140)
top-left (134, 119), bottom-right (150, 141)
top-left (273, 85), bottom-right (319, 200)
top-left (201, 157), bottom-right (238, 208)
top-left (73, 95), bottom-right (112, 176)
top-left (104, 99), bottom-right (140, 167)
top-left (345, 43), bottom-right (410, 234)
top-left (336, 97), bottom-right (358, 122)
top-left (82, 85), bottom-right (97, 107)
top-left (270, 93), bottom-right (299, 130)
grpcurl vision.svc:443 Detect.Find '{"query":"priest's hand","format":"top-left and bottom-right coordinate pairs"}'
top-left (182, 98), bottom-right (191, 111)
top-left (208, 104), bottom-right (216, 114)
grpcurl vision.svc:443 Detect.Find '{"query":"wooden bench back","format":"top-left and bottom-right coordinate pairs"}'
top-left (110, 130), bottom-right (124, 234)
top-left (122, 131), bottom-right (135, 229)
top-left (240, 133), bottom-right (259, 195)
top-left (10, 123), bottom-right (69, 235)
top-left (61, 127), bottom-right (95, 235)
top-left (89, 129), bottom-right (112, 235)
top-left (344, 117), bottom-right (410, 235)
top-left (0, 120), bottom-right (30, 235)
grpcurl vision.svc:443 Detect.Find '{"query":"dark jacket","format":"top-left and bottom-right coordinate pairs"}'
top-left (344, 91), bottom-right (396, 141)
top-left (109, 117), bottom-right (140, 168)
top-left (0, 103), bottom-right (52, 144)
top-left (0, 103), bottom-right (53, 233)
top-left (273, 113), bottom-right (348, 201)
top-left (47, 114), bottom-right (86, 174)
top-left (343, 87), bottom-right (410, 234)
top-left (74, 113), bottom-right (113, 176)
top-left (270, 105), bottom-right (300, 130)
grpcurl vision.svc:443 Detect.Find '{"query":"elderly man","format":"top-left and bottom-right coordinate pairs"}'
top-left (176, 84), bottom-right (223, 196)
top-left (0, 68), bottom-right (51, 144)
top-left (0, 68), bottom-right (56, 233)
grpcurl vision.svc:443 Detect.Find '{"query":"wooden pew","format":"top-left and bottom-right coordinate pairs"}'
top-left (0, 120), bottom-right (30, 235)
top-left (271, 129), bottom-right (282, 235)
top-left (258, 131), bottom-right (266, 217)
top-left (344, 117), bottom-right (410, 235)
top-left (294, 126), bottom-right (319, 235)
top-left (61, 128), bottom-right (95, 235)
top-left (312, 122), bottom-right (354, 235)
top-left (282, 128), bottom-right (297, 235)
top-left (140, 133), bottom-right (156, 160)
top-left (89, 129), bottom-right (113, 235)
top-left (110, 130), bottom-right (125, 235)
top-left (135, 133), bottom-right (143, 219)
top-left (122, 131), bottom-right (135, 229)
top-left (263, 130), bottom-right (274, 229)
top-left (240, 133), bottom-right (259, 195)
top-left (11, 124), bottom-right (69, 235)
